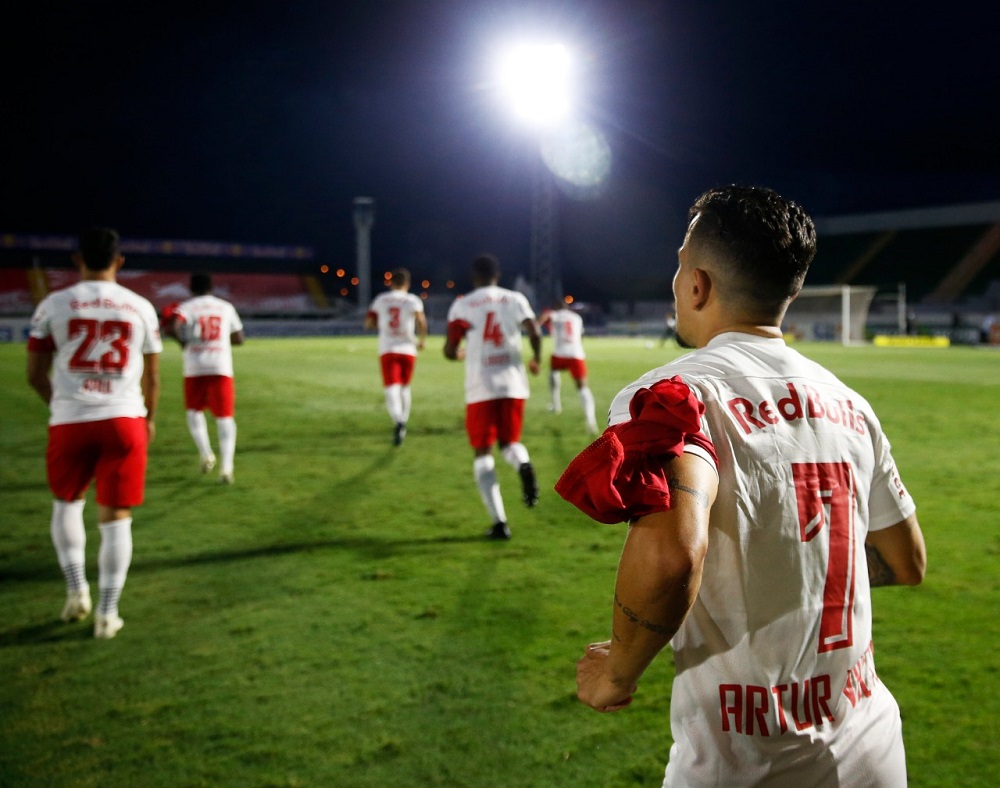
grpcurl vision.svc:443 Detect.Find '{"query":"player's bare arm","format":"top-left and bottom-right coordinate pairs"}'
top-left (142, 352), bottom-right (161, 442)
top-left (169, 315), bottom-right (190, 348)
top-left (27, 350), bottom-right (54, 405)
top-left (577, 453), bottom-right (718, 712)
top-left (416, 312), bottom-right (428, 350)
top-left (864, 513), bottom-right (926, 587)
top-left (522, 317), bottom-right (542, 375)
top-left (231, 330), bottom-right (245, 346)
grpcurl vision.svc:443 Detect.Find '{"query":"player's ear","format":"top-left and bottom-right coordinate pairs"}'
top-left (691, 268), bottom-right (712, 310)
top-left (113, 254), bottom-right (126, 272)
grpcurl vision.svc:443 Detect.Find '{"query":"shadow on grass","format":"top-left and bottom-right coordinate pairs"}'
top-left (0, 619), bottom-right (94, 647)
top-left (132, 532), bottom-right (492, 573)
top-left (0, 532), bottom-right (495, 588)
top-left (0, 532), bottom-right (507, 648)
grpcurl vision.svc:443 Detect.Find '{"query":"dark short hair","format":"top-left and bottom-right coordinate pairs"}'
top-left (77, 227), bottom-right (121, 271)
top-left (190, 273), bottom-right (213, 295)
top-left (688, 185), bottom-right (816, 310)
top-left (390, 267), bottom-right (410, 286)
top-left (471, 254), bottom-right (500, 283)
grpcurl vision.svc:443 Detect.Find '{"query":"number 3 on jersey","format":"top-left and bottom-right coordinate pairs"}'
top-left (483, 311), bottom-right (504, 347)
top-left (792, 461), bottom-right (857, 653)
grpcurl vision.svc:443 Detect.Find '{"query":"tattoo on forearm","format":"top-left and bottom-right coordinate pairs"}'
top-left (614, 593), bottom-right (676, 636)
top-left (668, 476), bottom-right (710, 509)
top-left (866, 544), bottom-right (897, 587)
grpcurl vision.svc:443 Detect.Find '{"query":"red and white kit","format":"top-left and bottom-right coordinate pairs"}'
top-left (175, 294), bottom-right (243, 378)
top-left (544, 307), bottom-right (586, 360)
top-left (28, 280), bottom-right (162, 426)
top-left (543, 307), bottom-right (587, 379)
top-left (609, 332), bottom-right (917, 787)
top-left (446, 285), bottom-right (536, 404)
top-left (368, 289), bottom-right (424, 357)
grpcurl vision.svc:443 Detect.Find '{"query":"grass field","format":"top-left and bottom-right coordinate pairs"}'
top-left (1, 336), bottom-right (998, 787)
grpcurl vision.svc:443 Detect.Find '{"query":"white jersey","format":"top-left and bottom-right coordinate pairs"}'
top-left (28, 280), bottom-right (162, 426)
top-left (544, 308), bottom-right (586, 359)
top-left (609, 332), bottom-right (916, 787)
top-left (446, 285), bottom-right (535, 404)
top-left (175, 294), bottom-right (243, 378)
top-left (368, 289), bottom-right (424, 356)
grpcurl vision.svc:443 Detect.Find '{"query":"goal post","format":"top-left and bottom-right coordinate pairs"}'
top-left (782, 285), bottom-right (877, 345)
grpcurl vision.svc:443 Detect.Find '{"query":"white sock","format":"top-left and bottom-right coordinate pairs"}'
top-left (400, 385), bottom-right (412, 424)
top-left (384, 384), bottom-right (403, 424)
top-left (500, 442), bottom-right (530, 470)
top-left (51, 499), bottom-right (88, 593)
top-left (579, 385), bottom-right (598, 431)
top-left (186, 410), bottom-right (213, 460)
top-left (98, 518), bottom-right (133, 617)
top-left (473, 455), bottom-right (506, 524)
top-left (549, 371), bottom-right (562, 412)
top-left (217, 417), bottom-right (237, 475)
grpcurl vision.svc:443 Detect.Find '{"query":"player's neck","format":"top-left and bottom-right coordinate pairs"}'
top-left (709, 322), bottom-right (783, 342)
top-left (80, 268), bottom-right (117, 283)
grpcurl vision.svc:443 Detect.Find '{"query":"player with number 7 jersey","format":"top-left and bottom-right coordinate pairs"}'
top-left (606, 337), bottom-right (918, 783)
top-left (565, 186), bottom-right (925, 787)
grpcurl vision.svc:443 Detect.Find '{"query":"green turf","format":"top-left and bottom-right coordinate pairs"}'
top-left (1, 336), bottom-right (998, 786)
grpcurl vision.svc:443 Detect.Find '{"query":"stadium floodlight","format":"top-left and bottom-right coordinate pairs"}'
top-left (495, 42), bottom-right (574, 129)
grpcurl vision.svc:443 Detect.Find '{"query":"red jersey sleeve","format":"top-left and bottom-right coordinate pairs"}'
top-left (27, 335), bottom-right (56, 353)
top-left (555, 376), bottom-right (717, 524)
top-left (446, 319), bottom-right (470, 345)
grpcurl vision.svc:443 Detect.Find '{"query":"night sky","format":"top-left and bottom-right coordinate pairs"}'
top-left (4, 1), bottom-right (999, 301)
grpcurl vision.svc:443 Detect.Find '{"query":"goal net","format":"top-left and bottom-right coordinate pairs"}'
top-left (782, 285), bottom-right (877, 345)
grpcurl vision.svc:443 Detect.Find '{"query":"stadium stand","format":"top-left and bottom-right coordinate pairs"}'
top-left (4, 205), bottom-right (1000, 344)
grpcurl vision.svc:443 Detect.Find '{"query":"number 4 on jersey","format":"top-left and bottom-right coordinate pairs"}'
top-left (483, 311), bottom-right (504, 347)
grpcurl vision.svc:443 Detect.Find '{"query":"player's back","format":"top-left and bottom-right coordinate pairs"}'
top-left (447, 285), bottom-right (534, 403)
top-left (178, 294), bottom-right (241, 377)
top-left (30, 280), bottom-right (160, 425)
top-left (611, 332), bottom-right (915, 785)
top-left (371, 290), bottom-right (421, 353)
top-left (548, 309), bottom-right (585, 358)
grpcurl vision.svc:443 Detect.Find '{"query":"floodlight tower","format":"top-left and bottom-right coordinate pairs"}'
top-left (496, 41), bottom-right (573, 310)
top-left (530, 164), bottom-right (559, 310)
top-left (353, 196), bottom-right (375, 312)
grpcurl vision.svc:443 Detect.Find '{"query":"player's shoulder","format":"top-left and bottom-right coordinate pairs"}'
top-left (110, 281), bottom-right (156, 310)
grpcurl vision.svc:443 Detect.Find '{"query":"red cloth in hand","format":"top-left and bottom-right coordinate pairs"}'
top-left (555, 376), bottom-right (716, 524)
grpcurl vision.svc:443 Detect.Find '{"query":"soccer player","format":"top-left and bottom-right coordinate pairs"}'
top-left (364, 267), bottom-right (428, 445)
top-left (561, 185), bottom-right (926, 785)
top-left (540, 300), bottom-right (599, 434)
top-left (170, 273), bottom-right (244, 483)
top-left (27, 227), bottom-right (162, 639)
top-left (444, 254), bottom-right (542, 540)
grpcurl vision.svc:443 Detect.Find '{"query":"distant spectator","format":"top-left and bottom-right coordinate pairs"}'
top-left (981, 313), bottom-right (996, 344)
top-left (660, 309), bottom-right (677, 346)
